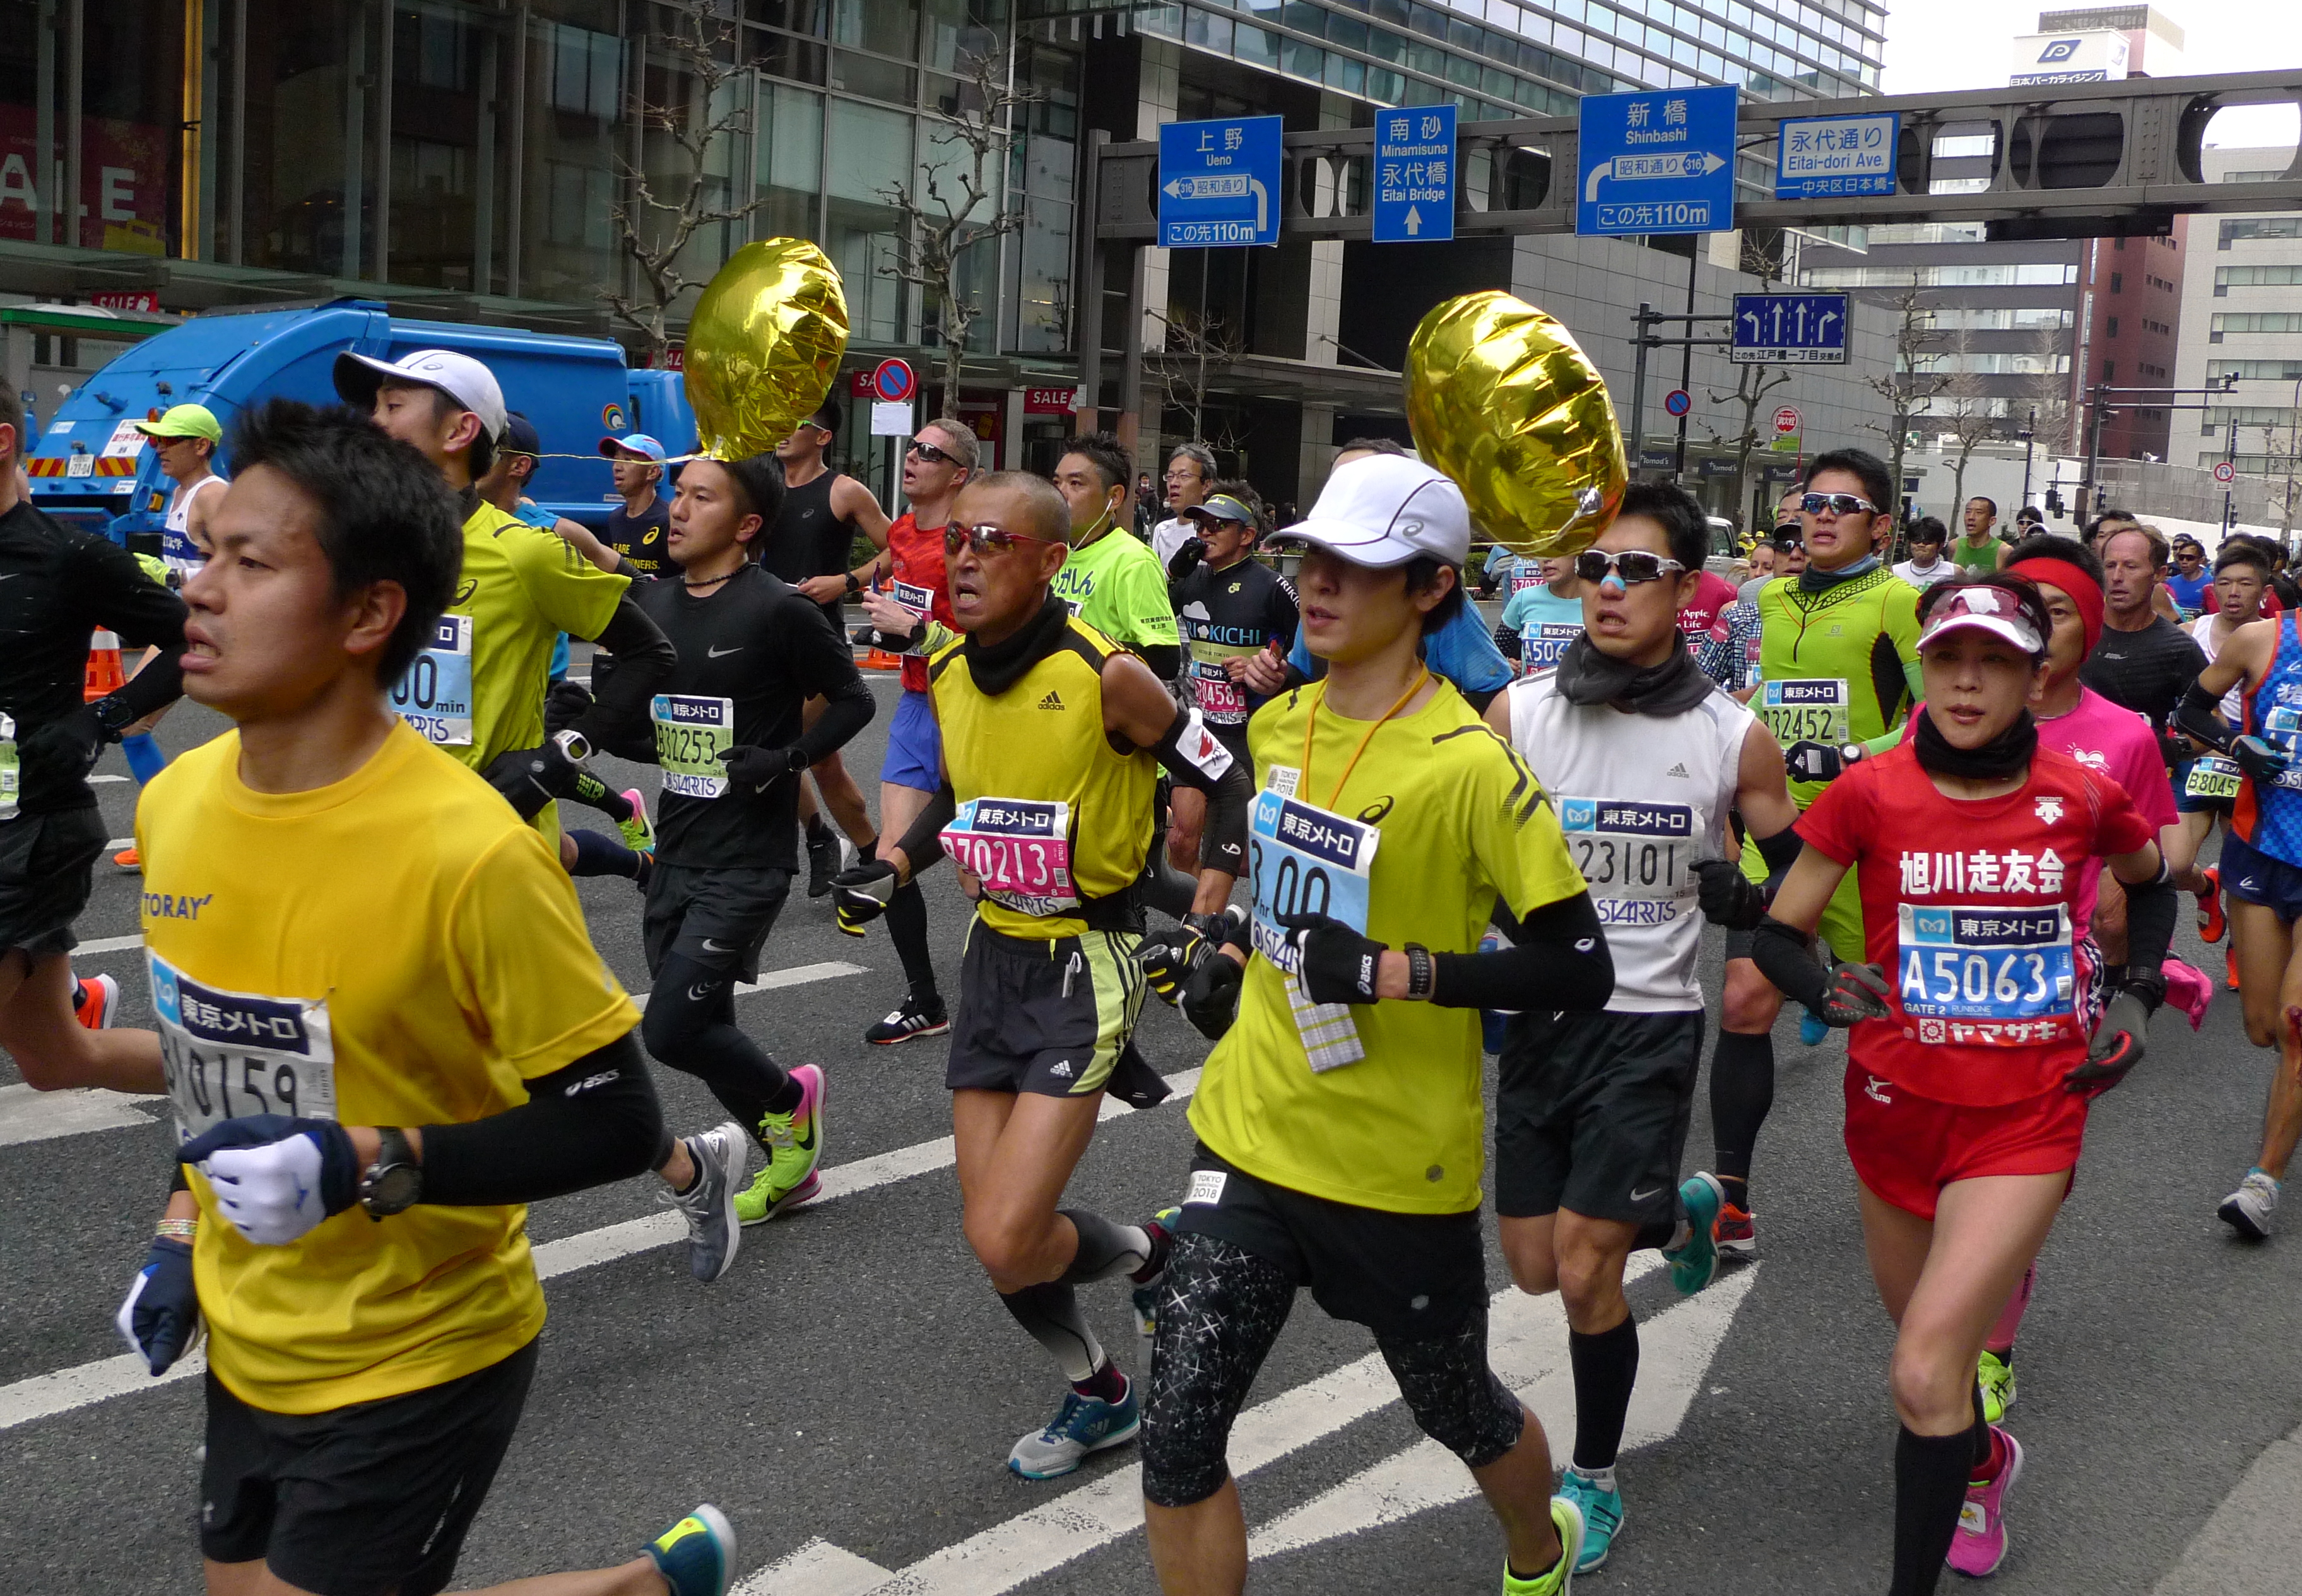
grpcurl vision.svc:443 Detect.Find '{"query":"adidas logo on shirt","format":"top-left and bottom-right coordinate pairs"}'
top-left (1666, 763), bottom-right (1689, 778)
top-left (1039, 690), bottom-right (1065, 711)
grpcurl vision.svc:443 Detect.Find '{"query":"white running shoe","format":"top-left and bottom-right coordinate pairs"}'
top-left (2220, 1169), bottom-right (2280, 1240)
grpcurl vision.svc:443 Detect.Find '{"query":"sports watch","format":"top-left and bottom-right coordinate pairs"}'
top-left (358, 1126), bottom-right (423, 1220)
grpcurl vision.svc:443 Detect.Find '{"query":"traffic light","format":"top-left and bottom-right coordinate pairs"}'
top-left (2045, 487), bottom-right (2063, 515)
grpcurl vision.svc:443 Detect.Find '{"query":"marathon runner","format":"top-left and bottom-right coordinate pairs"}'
top-left (1149, 442), bottom-right (1217, 570)
top-left (2166, 535), bottom-right (2212, 618)
top-left (847, 470), bottom-right (1246, 1479)
top-left (2166, 538), bottom-right (2276, 979)
top-left (834, 417), bottom-right (977, 1044)
top-left (1757, 573), bottom-right (2170, 1592)
top-left (601, 432), bottom-right (674, 578)
top-left (1049, 430), bottom-right (1182, 680)
top-left (0, 374), bottom-right (186, 1094)
top-left (765, 401), bottom-right (888, 898)
top-left (1947, 497), bottom-right (2004, 572)
top-left (118, 398), bottom-right (741, 1596)
top-left (2081, 522), bottom-right (2203, 766)
top-left (1713, 447), bottom-right (1921, 1256)
top-left (581, 450), bottom-right (872, 1227)
top-left (1893, 518), bottom-right (1957, 590)
top-left (1485, 482), bottom-right (1802, 1571)
top-left (333, 349), bottom-right (676, 853)
top-left (1136, 452), bottom-right (1610, 1595)
top-left (1494, 556), bottom-right (1583, 676)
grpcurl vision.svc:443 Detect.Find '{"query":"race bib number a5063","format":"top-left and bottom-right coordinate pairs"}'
top-left (1896, 902), bottom-right (2077, 1046)
top-left (391, 615), bottom-right (475, 746)
top-left (150, 952), bottom-right (336, 1142)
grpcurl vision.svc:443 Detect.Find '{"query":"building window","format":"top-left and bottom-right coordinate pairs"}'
top-left (2106, 316), bottom-right (2117, 338)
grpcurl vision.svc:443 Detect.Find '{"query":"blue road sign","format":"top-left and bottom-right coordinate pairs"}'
top-left (1775, 112), bottom-right (1899, 200)
top-left (1159, 116), bottom-right (1284, 248)
top-left (1372, 105), bottom-right (1455, 244)
top-left (1732, 293), bottom-right (1853, 365)
top-left (1663, 388), bottom-right (1691, 417)
top-left (1576, 85), bottom-right (1737, 237)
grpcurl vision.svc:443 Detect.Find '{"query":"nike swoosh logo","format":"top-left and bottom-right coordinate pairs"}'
top-left (701, 938), bottom-right (734, 953)
top-left (1629, 1186), bottom-right (1665, 1203)
top-left (688, 983), bottom-right (717, 1001)
top-left (707, 644), bottom-right (743, 658)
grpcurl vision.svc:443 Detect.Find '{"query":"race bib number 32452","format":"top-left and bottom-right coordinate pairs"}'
top-left (1760, 677), bottom-right (1850, 747)
top-left (150, 952), bottom-right (336, 1142)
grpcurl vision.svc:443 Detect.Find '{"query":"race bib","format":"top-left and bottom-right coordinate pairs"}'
top-left (940, 796), bottom-right (1078, 916)
top-left (652, 694), bottom-right (735, 798)
top-left (1738, 634), bottom-right (1762, 691)
top-left (1760, 677), bottom-right (1850, 747)
top-left (151, 952), bottom-right (336, 1143)
top-left (1191, 660), bottom-right (1250, 724)
top-left (2262, 706), bottom-right (2302, 789)
top-left (1896, 903), bottom-right (2077, 1043)
top-left (0, 711), bottom-right (17, 822)
top-left (1250, 784), bottom-right (1379, 1071)
top-left (1557, 797), bottom-right (1697, 924)
top-left (891, 580), bottom-right (935, 618)
top-left (2185, 755), bottom-right (2242, 802)
top-left (1510, 563), bottom-right (1547, 595)
top-left (391, 615), bottom-right (475, 746)
top-left (1523, 622), bottom-right (1581, 674)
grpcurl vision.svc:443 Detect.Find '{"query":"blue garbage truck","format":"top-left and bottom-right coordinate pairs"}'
top-left (22, 297), bottom-right (695, 545)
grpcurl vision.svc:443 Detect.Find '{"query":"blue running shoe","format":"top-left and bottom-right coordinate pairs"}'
top-left (1557, 1466), bottom-right (1623, 1572)
top-left (1131, 1207), bottom-right (1181, 1342)
top-left (646, 1503), bottom-right (736, 1596)
top-left (1799, 1008), bottom-right (1830, 1046)
top-left (1662, 1171), bottom-right (1725, 1296)
top-left (1008, 1382), bottom-right (1142, 1479)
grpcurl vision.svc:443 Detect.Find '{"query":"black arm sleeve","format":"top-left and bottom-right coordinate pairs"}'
top-left (2173, 678), bottom-right (2237, 754)
top-left (1752, 824), bottom-right (1803, 880)
top-left (2120, 863), bottom-right (2177, 1004)
top-left (1150, 706), bottom-right (1249, 875)
top-left (1140, 643), bottom-right (1181, 684)
top-left (419, 1032), bottom-right (665, 1205)
top-left (103, 650), bottom-right (187, 726)
top-left (80, 533), bottom-right (191, 653)
top-left (894, 781), bottom-right (959, 874)
top-left (1749, 914), bottom-right (1831, 1011)
top-left (570, 594), bottom-right (676, 750)
top-left (798, 678), bottom-right (875, 765)
top-left (1429, 890), bottom-right (1613, 1010)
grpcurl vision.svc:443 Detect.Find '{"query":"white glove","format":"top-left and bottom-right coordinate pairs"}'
top-left (198, 1137), bottom-right (332, 1246)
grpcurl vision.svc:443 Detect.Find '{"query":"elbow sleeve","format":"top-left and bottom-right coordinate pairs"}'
top-left (420, 1033), bottom-right (664, 1205)
top-left (2120, 866), bottom-right (2178, 995)
top-left (1749, 914), bottom-right (1829, 1012)
top-left (1151, 707), bottom-right (1248, 876)
top-left (1141, 643), bottom-right (1181, 683)
top-left (798, 683), bottom-right (875, 765)
top-left (575, 596), bottom-right (676, 746)
top-left (1752, 825), bottom-right (1803, 881)
top-left (2174, 680), bottom-right (2233, 751)
top-left (1431, 892), bottom-right (1612, 1010)
top-left (895, 783), bottom-right (959, 874)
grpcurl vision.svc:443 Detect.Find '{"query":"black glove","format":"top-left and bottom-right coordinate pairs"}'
top-left (718, 743), bottom-right (807, 791)
top-left (482, 737), bottom-right (583, 819)
top-left (1785, 740), bottom-right (1849, 785)
top-left (2234, 733), bottom-right (2291, 786)
top-left (2067, 988), bottom-right (2154, 1097)
top-left (1277, 912), bottom-right (1386, 1005)
top-left (1694, 859), bottom-right (1769, 930)
top-left (115, 1235), bottom-right (201, 1375)
top-left (1492, 622), bottom-right (1522, 662)
top-left (1817, 961), bottom-right (1892, 1027)
top-left (1179, 947), bottom-right (1244, 1040)
top-left (543, 679), bottom-right (594, 737)
top-left (832, 858), bottom-right (899, 937)
top-left (1167, 537), bottom-right (1208, 581)
top-left (1138, 908), bottom-right (1243, 1005)
top-left (16, 703), bottom-right (110, 801)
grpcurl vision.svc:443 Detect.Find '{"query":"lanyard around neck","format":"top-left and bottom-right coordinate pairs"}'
top-left (1300, 670), bottom-right (1429, 812)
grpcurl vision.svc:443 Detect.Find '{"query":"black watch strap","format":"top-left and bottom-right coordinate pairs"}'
top-left (360, 1126), bottom-right (422, 1219)
top-left (1404, 943), bottom-right (1434, 1001)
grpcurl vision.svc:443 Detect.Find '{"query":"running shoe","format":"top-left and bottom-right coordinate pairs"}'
top-left (735, 1064), bottom-right (825, 1226)
top-left (1977, 1349), bottom-right (2018, 1426)
top-left (1798, 1008), bottom-right (1829, 1046)
top-left (2228, 942), bottom-right (2241, 992)
top-left (1714, 1200), bottom-right (1757, 1260)
top-left (2219, 1168), bottom-right (2280, 1240)
top-left (112, 845), bottom-right (141, 872)
top-left (1946, 1428), bottom-right (2023, 1578)
top-left (1663, 1172), bottom-right (1725, 1295)
top-left (617, 787), bottom-right (656, 854)
top-left (658, 1121), bottom-right (745, 1282)
top-left (1007, 1381), bottom-right (1140, 1480)
top-left (1499, 1497), bottom-right (1585, 1595)
top-left (1556, 1467), bottom-right (1622, 1572)
top-left (71, 972), bottom-right (119, 1031)
top-left (646, 1503), bottom-right (738, 1596)
top-left (865, 993), bottom-right (950, 1046)
top-left (2197, 865), bottom-right (2226, 943)
top-left (1131, 1206), bottom-right (1181, 1340)
top-left (806, 825), bottom-right (847, 899)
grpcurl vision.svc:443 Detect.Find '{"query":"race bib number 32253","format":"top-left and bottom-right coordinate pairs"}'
top-left (652, 694), bottom-right (735, 798)
top-left (150, 952), bottom-right (336, 1142)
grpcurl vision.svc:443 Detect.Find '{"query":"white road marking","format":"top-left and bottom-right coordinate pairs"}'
top-left (2152, 1414), bottom-right (2302, 1595)
top-left (0, 1082), bottom-right (153, 1146)
top-left (747, 1540), bottom-right (897, 1596)
top-left (0, 1068), bottom-right (1203, 1434)
top-left (71, 935), bottom-right (145, 956)
top-left (89, 774), bottom-right (127, 783)
top-left (629, 961), bottom-right (868, 1011)
top-left (105, 837), bottom-right (133, 851)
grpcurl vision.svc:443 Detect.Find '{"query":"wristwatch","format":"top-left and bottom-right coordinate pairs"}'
top-left (1838, 742), bottom-right (1866, 769)
top-left (358, 1126), bottom-right (423, 1221)
top-left (845, 570), bottom-right (863, 597)
top-left (1403, 943), bottom-right (1435, 1001)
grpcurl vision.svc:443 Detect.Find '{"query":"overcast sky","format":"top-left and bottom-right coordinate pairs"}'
top-left (1879, 1), bottom-right (2302, 150)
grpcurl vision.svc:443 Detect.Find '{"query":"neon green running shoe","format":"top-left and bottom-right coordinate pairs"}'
top-left (617, 786), bottom-right (657, 853)
top-left (734, 1063), bottom-right (825, 1226)
top-left (1501, 1496), bottom-right (1584, 1594)
top-left (1977, 1349), bottom-right (2018, 1426)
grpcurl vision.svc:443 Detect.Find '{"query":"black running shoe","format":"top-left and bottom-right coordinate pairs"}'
top-left (806, 827), bottom-right (846, 899)
top-left (865, 993), bottom-right (950, 1045)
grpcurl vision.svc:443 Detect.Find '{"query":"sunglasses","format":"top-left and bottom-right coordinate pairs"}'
top-left (1800, 492), bottom-right (1879, 517)
top-left (907, 439), bottom-right (959, 466)
top-left (1573, 550), bottom-right (1687, 586)
top-left (945, 523), bottom-right (1065, 557)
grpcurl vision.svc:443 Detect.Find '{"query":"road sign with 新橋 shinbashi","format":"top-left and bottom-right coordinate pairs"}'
top-left (1732, 293), bottom-right (1852, 365)
top-left (1373, 105), bottom-right (1456, 244)
top-left (1576, 85), bottom-right (1737, 237)
top-left (1158, 116), bottom-right (1284, 248)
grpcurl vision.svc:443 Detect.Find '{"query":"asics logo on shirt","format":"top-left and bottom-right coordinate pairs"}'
top-left (687, 983), bottom-right (719, 1001)
top-left (1039, 690), bottom-right (1065, 711)
top-left (707, 644), bottom-right (743, 658)
top-left (700, 938), bottom-right (735, 953)
top-left (455, 579), bottom-right (478, 605)
top-left (565, 1070), bottom-right (622, 1095)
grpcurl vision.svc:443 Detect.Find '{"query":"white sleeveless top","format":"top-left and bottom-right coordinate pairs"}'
top-left (1506, 670), bottom-right (1754, 1012)
top-left (162, 473), bottom-right (227, 576)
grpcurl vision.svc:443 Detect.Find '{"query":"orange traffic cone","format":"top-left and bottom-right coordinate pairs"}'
top-left (861, 647), bottom-right (904, 671)
top-left (84, 629), bottom-right (126, 701)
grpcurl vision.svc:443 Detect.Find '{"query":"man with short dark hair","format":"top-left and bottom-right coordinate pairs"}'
top-left (1949, 495), bottom-right (2000, 572)
top-left (2081, 524), bottom-right (2205, 765)
top-left (1893, 517), bottom-right (1956, 589)
top-left (601, 432), bottom-right (674, 579)
top-left (1052, 430), bottom-right (1183, 682)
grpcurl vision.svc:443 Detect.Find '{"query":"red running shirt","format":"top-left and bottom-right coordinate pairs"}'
top-left (1677, 570), bottom-right (1738, 648)
top-left (885, 513), bottom-right (953, 694)
top-left (1797, 740), bottom-right (2156, 1105)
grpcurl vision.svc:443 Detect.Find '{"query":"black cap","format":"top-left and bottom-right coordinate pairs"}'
top-left (501, 411), bottom-right (543, 457)
top-left (1769, 524), bottom-right (1803, 548)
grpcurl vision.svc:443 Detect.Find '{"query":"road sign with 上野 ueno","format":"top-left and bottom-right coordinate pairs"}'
top-left (870, 358), bottom-right (916, 403)
top-left (1372, 105), bottom-right (1455, 244)
top-left (1775, 112), bottom-right (1900, 201)
top-left (1733, 293), bottom-right (1851, 365)
top-left (1663, 389), bottom-right (1691, 418)
top-left (1576, 85), bottom-right (1737, 237)
top-left (1159, 116), bottom-right (1283, 248)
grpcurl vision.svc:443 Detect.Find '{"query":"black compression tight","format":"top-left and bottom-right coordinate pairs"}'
top-left (640, 954), bottom-right (800, 1133)
top-left (885, 878), bottom-right (940, 1004)
top-left (1709, 1029), bottom-right (1776, 1186)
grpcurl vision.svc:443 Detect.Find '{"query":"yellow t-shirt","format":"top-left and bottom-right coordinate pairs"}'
top-left (1189, 679), bottom-right (1586, 1214)
top-left (139, 720), bottom-right (639, 1414)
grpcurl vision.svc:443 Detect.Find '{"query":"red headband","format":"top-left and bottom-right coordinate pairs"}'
top-left (2009, 558), bottom-right (2103, 656)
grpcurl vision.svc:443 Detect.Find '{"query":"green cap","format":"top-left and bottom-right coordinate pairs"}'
top-left (133, 404), bottom-right (222, 445)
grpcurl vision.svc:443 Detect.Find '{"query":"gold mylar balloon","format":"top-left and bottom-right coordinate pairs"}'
top-left (1405, 291), bottom-right (1627, 559)
top-left (684, 239), bottom-right (849, 461)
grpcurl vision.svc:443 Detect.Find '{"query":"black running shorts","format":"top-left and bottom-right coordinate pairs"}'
top-left (642, 863), bottom-right (792, 983)
top-left (945, 921), bottom-right (1152, 1099)
top-left (1492, 1008), bottom-right (1704, 1224)
top-left (199, 1339), bottom-right (538, 1596)
top-left (0, 805), bottom-right (105, 960)
top-left (1174, 1144), bottom-right (1487, 1340)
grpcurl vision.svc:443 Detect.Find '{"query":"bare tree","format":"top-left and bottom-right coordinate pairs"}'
top-left (1147, 307), bottom-right (1246, 451)
top-left (1930, 331), bottom-right (2002, 512)
top-left (878, 48), bottom-right (1037, 420)
top-left (1861, 281), bottom-right (1952, 517)
top-left (603, 2), bottom-right (770, 364)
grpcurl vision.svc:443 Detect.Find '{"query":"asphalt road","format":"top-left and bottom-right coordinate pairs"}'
top-left (7, 635), bottom-right (2302, 1596)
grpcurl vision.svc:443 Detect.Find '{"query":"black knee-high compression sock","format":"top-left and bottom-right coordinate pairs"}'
top-left (1568, 1315), bottom-right (1640, 1472)
top-left (1061, 1209), bottom-right (1154, 1282)
top-left (1890, 1426), bottom-right (1977, 1596)
top-left (885, 878), bottom-right (940, 1005)
top-left (641, 954), bottom-right (803, 1131)
top-left (566, 828), bottom-right (642, 879)
top-left (1709, 1029), bottom-right (1776, 1188)
top-left (998, 1279), bottom-right (1124, 1399)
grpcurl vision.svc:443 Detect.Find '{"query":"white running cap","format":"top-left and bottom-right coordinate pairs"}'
top-left (1273, 453), bottom-right (1471, 569)
top-left (333, 349), bottom-right (507, 444)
